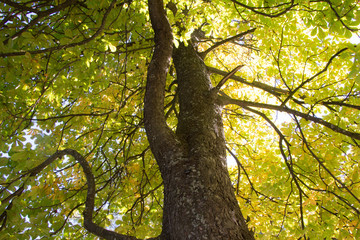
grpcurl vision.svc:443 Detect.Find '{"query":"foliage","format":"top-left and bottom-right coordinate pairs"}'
top-left (0, 0), bottom-right (359, 239)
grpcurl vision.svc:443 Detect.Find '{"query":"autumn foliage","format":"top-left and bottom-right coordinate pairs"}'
top-left (0, 0), bottom-right (360, 239)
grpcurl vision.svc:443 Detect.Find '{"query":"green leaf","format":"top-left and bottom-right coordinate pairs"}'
top-left (311, 27), bottom-right (317, 36)
top-left (0, 1), bottom-right (359, 239)
top-left (64, 29), bottom-right (73, 38)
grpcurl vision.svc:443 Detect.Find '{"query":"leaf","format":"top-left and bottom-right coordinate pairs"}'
top-left (311, 27), bottom-right (317, 36)
top-left (22, 32), bottom-right (33, 39)
top-left (108, 42), bottom-right (117, 52)
top-left (318, 27), bottom-right (326, 40)
top-left (353, 167), bottom-right (359, 182)
top-left (11, 151), bottom-right (28, 162)
top-left (0, 0), bottom-right (359, 239)
top-left (64, 29), bottom-right (73, 38)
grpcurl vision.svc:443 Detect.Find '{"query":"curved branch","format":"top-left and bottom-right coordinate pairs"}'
top-left (50, 203), bottom-right (83, 236)
top-left (214, 65), bottom-right (244, 91)
top-left (226, 146), bottom-right (258, 195)
top-left (294, 117), bottom-right (360, 208)
top-left (28, 149), bottom-right (148, 240)
top-left (243, 105), bottom-right (308, 229)
top-left (231, 0), bottom-right (296, 18)
top-left (241, 106), bottom-right (307, 200)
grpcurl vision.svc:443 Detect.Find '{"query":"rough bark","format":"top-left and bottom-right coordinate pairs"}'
top-left (145, 0), bottom-right (255, 239)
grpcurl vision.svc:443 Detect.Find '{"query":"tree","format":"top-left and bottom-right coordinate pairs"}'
top-left (0, 0), bottom-right (359, 239)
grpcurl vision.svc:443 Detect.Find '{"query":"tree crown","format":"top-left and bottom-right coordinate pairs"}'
top-left (0, 0), bottom-right (359, 239)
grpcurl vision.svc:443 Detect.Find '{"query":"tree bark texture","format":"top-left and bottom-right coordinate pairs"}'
top-left (145, 0), bottom-right (255, 239)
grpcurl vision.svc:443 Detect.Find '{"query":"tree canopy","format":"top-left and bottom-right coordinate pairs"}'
top-left (0, 0), bottom-right (360, 239)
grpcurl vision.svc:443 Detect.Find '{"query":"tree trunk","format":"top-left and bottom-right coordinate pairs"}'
top-left (158, 44), bottom-right (254, 240)
top-left (145, 1), bottom-right (254, 239)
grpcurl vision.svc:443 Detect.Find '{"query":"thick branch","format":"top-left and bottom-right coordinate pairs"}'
top-left (219, 95), bottom-right (360, 140)
top-left (144, 0), bottom-right (183, 169)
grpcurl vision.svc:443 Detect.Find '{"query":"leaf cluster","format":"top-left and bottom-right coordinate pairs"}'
top-left (0, 0), bottom-right (359, 239)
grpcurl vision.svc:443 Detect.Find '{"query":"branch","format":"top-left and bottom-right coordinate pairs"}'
top-left (144, 0), bottom-right (183, 169)
top-left (0, 0), bottom-right (40, 13)
top-left (28, 149), bottom-right (146, 240)
top-left (281, 48), bottom-right (348, 106)
top-left (0, 0), bottom-right (119, 57)
top-left (240, 106), bottom-right (308, 205)
top-left (231, 0), bottom-right (296, 18)
top-left (226, 146), bottom-right (258, 195)
top-left (1, 148), bottom-right (153, 239)
top-left (3, 0), bottom-right (78, 45)
top-left (322, 101), bottom-right (360, 110)
top-left (324, 0), bottom-right (359, 32)
top-left (292, 98), bottom-right (360, 111)
top-left (208, 66), bottom-right (289, 96)
top-left (214, 65), bottom-right (244, 91)
top-left (200, 28), bottom-right (256, 58)
top-left (50, 203), bottom-right (83, 236)
top-left (294, 117), bottom-right (360, 207)
top-left (12, 110), bottom-right (114, 121)
top-left (218, 94), bottom-right (360, 140)
top-left (278, 138), bottom-right (306, 230)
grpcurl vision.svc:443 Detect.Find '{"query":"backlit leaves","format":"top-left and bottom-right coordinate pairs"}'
top-left (0, 0), bottom-right (359, 239)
